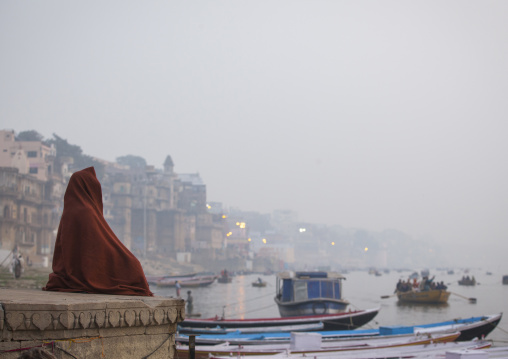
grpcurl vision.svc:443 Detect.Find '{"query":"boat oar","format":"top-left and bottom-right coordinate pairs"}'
top-left (451, 292), bottom-right (477, 303)
top-left (380, 293), bottom-right (397, 299)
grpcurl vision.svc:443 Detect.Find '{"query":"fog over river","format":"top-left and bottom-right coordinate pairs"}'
top-left (153, 270), bottom-right (508, 346)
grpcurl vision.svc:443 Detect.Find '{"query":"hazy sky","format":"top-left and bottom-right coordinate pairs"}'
top-left (1, 1), bottom-right (507, 268)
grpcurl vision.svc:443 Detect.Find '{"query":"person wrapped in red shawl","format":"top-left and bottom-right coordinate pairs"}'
top-left (43, 167), bottom-right (153, 296)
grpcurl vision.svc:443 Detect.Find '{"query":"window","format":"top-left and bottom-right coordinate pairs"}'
top-left (294, 280), bottom-right (309, 301)
top-left (27, 151), bottom-right (37, 158)
top-left (321, 281), bottom-right (334, 298)
top-left (29, 167), bottom-right (38, 174)
top-left (334, 282), bottom-right (341, 299)
top-left (307, 280), bottom-right (321, 299)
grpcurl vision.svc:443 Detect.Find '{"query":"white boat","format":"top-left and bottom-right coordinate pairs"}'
top-left (207, 339), bottom-right (494, 359)
top-left (177, 331), bottom-right (461, 358)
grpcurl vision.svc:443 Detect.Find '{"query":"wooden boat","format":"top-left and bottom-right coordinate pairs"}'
top-left (156, 274), bottom-right (216, 288)
top-left (179, 307), bottom-right (379, 333)
top-left (175, 332), bottom-right (461, 359)
top-left (179, 322), bottom-right (325, 335)
top-left (217, 270), bottom-right (232, 283)
top-left (252, 281), bottom-right (267, 287)
top-left (180, 275), bottom-right (216, 287)
top-left (177, 313), bottom-right (502, 345)
top-left (458, 276), bottom-right (477, 286)
top-left (217, 276), bottom-right (232, 283)
top-left (274, 271), bottom-right (349, 317)
top-left (411, 313), bottom-right (502, 341)
top-left (145, 275), bottom-right (167, 285)
top-left (204, 340), bottom-right (493, 359)
top-left (146, 272), bottom-right (197, 285)
top-left (396, 289), bottom-right (450, 304)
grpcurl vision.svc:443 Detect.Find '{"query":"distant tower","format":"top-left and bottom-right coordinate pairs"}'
top-left (163, 155), bottom-right (174, 175)
top-left (163, 155), bottom-right (176, 208)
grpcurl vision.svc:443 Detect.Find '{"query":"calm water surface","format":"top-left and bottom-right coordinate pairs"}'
top-left (151, 270), bottom-right (508, 346)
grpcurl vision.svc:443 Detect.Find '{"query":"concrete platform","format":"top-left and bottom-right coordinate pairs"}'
top-left (0, 289), bottom-right (185, 358)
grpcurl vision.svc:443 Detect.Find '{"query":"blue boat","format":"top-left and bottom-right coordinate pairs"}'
top-left (274, 271), bottom-right (349, 317)
top-left (176, 313), bottom-right (502, 345)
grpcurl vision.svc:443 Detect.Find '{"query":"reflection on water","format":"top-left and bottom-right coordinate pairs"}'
top-left (396, 301), bottom-right (450, 309)
top-left (151, 269), bottom-right (508, 345)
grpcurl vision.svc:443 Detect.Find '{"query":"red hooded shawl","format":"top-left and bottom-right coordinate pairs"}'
top-left (43, 167), bottom-right (153, 296)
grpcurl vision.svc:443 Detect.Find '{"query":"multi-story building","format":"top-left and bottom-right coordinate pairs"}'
top-left (103, 155), bottom-right (225, 261)
top-left (0, 129), bottom-right (57, 181)
top-left (0, 130), bottom-right (64, 264)
top-left (0, 165), bottom-right (62, 263)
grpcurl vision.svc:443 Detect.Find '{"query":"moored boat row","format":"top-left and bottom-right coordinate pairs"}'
top-left (176, 331), bottom-right (462, 359)
top-left (177, 313), bottom-right (502, 345)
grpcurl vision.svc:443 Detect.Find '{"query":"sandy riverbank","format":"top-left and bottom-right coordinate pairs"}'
top-left (0, 256), bottom-right (205, 290)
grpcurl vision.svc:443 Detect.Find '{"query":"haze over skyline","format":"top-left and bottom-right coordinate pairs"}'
top-left (2, 2), bottom-right (507, 270)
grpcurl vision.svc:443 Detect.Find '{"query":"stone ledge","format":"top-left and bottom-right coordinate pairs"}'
top-left (1, 289), bottom-right (185, 338)
top-left (1, 289), bottom-right (185, 358)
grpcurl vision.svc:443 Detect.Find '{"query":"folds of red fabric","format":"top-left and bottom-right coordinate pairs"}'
top-left (43, 167), bottom-right (153, 296)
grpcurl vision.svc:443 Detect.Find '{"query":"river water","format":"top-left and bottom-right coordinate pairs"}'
top-left (151, 269), bottom-right (508, 346)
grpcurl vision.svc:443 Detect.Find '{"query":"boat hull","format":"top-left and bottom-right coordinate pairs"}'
top-left (252, 282), bottom-right (267, 287)
top-left (217, 277), bottom-right (232, 283)
top-left (157, 274), bottom-right (216, 288)
top-left (180, 307), bottom-right (379, 332)
top-left (454, 314), bottom-right (502, 341)
top-left (397, 290), bottom-right (450, 304)
top-left (274, 297), bottom-right (349, 317)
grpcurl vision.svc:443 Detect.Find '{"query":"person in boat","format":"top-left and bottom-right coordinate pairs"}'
top-left (420, 276), bottom-right (435, 291)
top-left (186, 290), bottom-right (193, 313)
top-left (412, 278), bottom-right (419, 289)
top-left (43, 167), bottom-right (153, 296)
top-left (436, 281), bottom-right (447, 290)
top-left (396, 279), bottom-right (412, 293)
top-left (258, 277), bottom-right (263, 284)
top-left (395, 279), bottom-right (402, 292)
top-left (404, 279), bottom-right (412, 292)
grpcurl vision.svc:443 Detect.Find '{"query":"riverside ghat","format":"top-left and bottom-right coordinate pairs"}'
top-left (0, 166), bottom-right (188, 357)
top-left (0, 289), bottom-right (185, 358)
